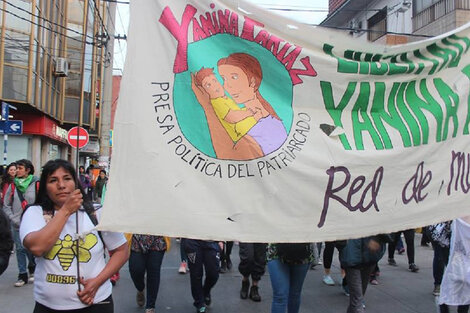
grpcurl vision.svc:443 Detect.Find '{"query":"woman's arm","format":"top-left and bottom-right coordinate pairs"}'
top-left (191, 74), bottom-right (263, 160)
top-left (23, 189), bottom-right (83, 257)
top-left (77, 242), bottom-right (129, 305)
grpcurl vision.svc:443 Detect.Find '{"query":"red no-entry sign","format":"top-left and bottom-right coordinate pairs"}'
top-left (67, 126), bottom-right (89, 149)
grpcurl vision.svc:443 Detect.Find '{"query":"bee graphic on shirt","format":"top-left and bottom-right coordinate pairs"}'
top-left (44, 234), bottom-right (98, 271)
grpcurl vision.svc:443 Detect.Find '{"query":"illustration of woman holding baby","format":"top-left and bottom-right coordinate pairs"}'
top-left (191, 52), bottom-right (288, 161)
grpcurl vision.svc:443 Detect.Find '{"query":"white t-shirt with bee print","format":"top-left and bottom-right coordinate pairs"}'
top-left (20, 205), bottom-right (126, 310)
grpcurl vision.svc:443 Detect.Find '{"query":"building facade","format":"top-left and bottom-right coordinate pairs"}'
top-left (321, 0), bottom-right (470, 44)
top-left (0, 0), bottom-right (112, 171)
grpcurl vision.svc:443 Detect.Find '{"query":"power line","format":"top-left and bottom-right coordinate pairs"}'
top-left (90, 0), bottom-right (110, 47)
top-left (3, 36), bottom-right (105, 64)
top-left (114, 4), bottom-right (127, 70)
top-left (2, 0), bottom-right (94, 41)
top-left (0, 7), bottom-right (94, 45)
top-left (106, 3), bottom-right (125, 71)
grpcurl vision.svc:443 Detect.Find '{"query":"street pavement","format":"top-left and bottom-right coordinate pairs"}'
top-left (0, 235), bottom-right (444, 313)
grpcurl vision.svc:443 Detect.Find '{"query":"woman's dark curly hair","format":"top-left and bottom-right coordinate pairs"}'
top-left (0, 162), bottom-right (17, 190)
top-left (34, 159), bottom-right (93, 213)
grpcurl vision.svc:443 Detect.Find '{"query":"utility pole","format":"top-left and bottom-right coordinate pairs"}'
top-left (99, 1), bottom-right (117, 171)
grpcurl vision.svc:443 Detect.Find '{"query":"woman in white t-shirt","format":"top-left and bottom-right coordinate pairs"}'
top-left (20, 159), bottom-right (129, 313)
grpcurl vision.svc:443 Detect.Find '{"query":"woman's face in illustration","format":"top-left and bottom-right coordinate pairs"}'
top-left (218, 64), bottom-right (255, 104)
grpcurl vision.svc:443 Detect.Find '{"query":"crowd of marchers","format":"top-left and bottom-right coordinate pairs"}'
top-left (0, 158), bottom-right (469, 313)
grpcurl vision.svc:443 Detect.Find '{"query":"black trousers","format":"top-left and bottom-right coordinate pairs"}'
top-left (220, 241), bottom-right (233, 262)
top-left (323, 241), bottom-right (345, 269)
top-left (33, 295), bottom-right (113, 313)
top-left (388, 229), bottom-right (415, 264)
top-left (184, 239), bottom-right (220, 309)
top-left (238, 243), bottom-right (267, 281)
top-left (0, 251), bottom-right (10, 276)
top-left (440, 304), bottom-right (469, 313)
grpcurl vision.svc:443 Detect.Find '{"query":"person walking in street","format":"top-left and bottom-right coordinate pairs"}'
top-left (129, 234), bottom-right (168, 313)
top-left (239, 242), bottom-right (267, 302)
top-left (0, 209), bottom-right (13, 275)
top-left (78, 166), bottom-right (92, 201)
top-left (2, 159), bottom-right (39, 286)
top-left (321, 240), bottom-right (348, 294)
top-left (1, 162), bottom-right (17, 204)
top-left (178, 238), bottom-right (189, 274)
top-left (219, 241), bottom-right (233, 273)
top-left (428, 221), bottom-right (452, 296)
top-left (387, 229), bottom-right (419, 272)
top-left (267, 243), bottom-right (315, 313)
top-left (20, 159), bottom-right (129, 313)
top-left (340, 235), bottom-right (390, 313)
top-left (184, 239), bottom-right (221, 313)
top-left (94, 170), bottom-right (108, 203)
top-left (438, 216), bottom-right (470, 313)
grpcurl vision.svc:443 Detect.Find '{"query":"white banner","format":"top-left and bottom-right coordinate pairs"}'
top-left (99, 0), bottom-right (470, 242)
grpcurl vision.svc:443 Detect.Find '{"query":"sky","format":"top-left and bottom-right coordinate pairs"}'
top-left (112, 0), bottom-right (329, 74)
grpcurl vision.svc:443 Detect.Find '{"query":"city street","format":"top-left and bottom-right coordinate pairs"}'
top-left (0, 236), bottom-right (443, 313)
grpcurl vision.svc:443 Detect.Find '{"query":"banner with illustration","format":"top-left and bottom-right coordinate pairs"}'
top-left (98, 0), bottom-right (470, 242)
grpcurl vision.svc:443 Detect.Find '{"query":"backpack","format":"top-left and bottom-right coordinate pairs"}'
top-left (10, 181), bottom-right (40, 210)
top-left (277, 243), bottom-right (311, 264)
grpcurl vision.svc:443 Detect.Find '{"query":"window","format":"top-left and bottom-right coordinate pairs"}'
top-left (5, 0), bottom-right (33, 33)
top-left (413, 0), bottom-right (441, 15)
top-left (3, 65), bottom-right (28, 101)
top-left (64, 97), bottom-right (80, 122)
top-left (368, 8), bottom-right (387, 42)
top-left (4, 30), bottom-right (29, 66)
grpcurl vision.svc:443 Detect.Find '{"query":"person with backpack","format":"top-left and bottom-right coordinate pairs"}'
top-left (19, 159), bottom-right (129, 312)
top-left (339, 235), bottom-right (390, 313)
top-left (267, 243), bottom-right (315, 313)
top-left (2, 159), bottom-right (39, 287)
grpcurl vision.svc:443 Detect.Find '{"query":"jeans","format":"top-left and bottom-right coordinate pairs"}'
top-left (238, 243), bottom-right (267, 281)
top-left (12, 226), bottom-right (35, 275)
top-left (129, 250), bottom-right (165, 309)
top-left (432, 242), bottom-right (449, 285)
top-left (184, 240), bottom-right (220, 309)
top-left (268, 259), bottom-right (309, 313)
top-left (345, 264), bottom-right (375, 313)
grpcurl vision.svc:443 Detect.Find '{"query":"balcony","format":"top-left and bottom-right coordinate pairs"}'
top-left (413, 0), bottom-right (470, 31)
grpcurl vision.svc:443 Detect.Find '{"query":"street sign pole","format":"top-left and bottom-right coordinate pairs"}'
top-left (2, 102), bottom-right (9, 170)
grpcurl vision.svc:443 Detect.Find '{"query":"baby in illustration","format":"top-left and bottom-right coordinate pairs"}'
top-left (194, 67), bottom-right (263, 141)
